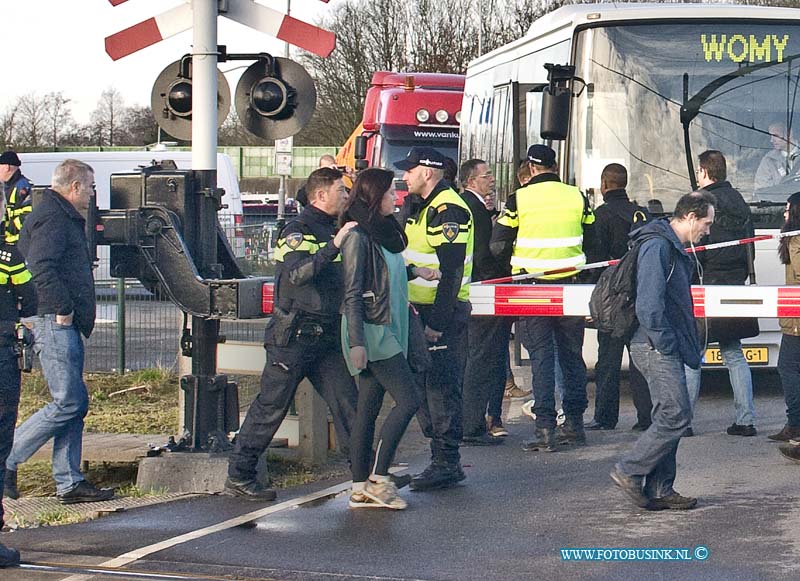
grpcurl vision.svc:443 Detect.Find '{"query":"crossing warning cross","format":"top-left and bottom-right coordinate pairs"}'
top-left (105, 0), bottom-right (336, 60)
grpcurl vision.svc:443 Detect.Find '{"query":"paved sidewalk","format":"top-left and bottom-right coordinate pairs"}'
top-left (4, 363), bottom-right (537, 530)
top-left (28, 433), bottom-right (165, 463)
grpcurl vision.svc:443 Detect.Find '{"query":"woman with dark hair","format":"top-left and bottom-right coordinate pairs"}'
top-left (339, 168), bottom-right (435, 509)
top-left (773, 192), bottom-right (800, 444)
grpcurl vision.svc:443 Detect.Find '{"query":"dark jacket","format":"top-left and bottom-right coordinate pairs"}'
top-left (593, 189), bottom-right (651, 262)
top-left (0, 243), bottom-right (36, 343)
top-left (2, 169), bottom-right (31, 206)
top-left (697, 180), bottom-right (758, 343)
top-left (631, 218), bottom-right (702, 369)
top-left (461, 189), bottom-right (508, 281)
top-left (697, 180), bottom-right (753, 284)
top-left (271, 204), bottom-right (344, 320)
top-left (19, 189), bottom-right (96, 337)
top-left (340, 226), bottom-right (392, 348)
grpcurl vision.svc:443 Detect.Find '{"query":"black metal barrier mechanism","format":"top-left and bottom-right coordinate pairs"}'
top-left (75, 162), bottom-right (269, 453)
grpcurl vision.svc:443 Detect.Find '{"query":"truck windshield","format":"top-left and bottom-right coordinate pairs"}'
top-left (570, 21), bottom-right (800, 227)
top-left (383, 141), bottom-right (459, 182)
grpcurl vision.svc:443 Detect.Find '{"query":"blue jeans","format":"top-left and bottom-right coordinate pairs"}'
top-left (0, 345), bottom-right (20, 528)
top-left (685, 339), bottom-right (755, 426)
top-left (519, 316), bottom-right (587, 429)
top-left (618, 343), bottom-right (692, 499)
top-left (778, 334), bottom-right (800, 427)
top-left (6, 316), bottom-right (88, 495)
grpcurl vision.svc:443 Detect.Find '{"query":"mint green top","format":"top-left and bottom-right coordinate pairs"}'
top-left (341, 247), bottom-right (409, 376)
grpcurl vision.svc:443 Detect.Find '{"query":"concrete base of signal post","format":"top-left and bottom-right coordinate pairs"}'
top-left (135, 345), bottom-right (331, 494)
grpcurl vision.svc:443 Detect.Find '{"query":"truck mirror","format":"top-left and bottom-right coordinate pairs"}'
top-left (355, 135), bottom-right (368, 160)
top-left (540, 85), bottom-right (570, 141)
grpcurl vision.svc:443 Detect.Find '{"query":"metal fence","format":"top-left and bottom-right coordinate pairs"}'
top-left (48, 145), bottom-right (338, 180)
top-left (84, 220), bottom-right (282, 373)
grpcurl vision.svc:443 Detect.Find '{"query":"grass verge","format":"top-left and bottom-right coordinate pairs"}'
top-left (18, 368), bottom-right (179, 434)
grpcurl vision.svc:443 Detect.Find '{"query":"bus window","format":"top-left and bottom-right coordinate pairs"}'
top-left (568, 22), bottom-right (800, 218)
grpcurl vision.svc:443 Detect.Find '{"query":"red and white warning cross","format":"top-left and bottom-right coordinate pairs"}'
top-left (469, 284), bottom-right (800, 319)
top-left (105, 0), bottom-right (336, 60)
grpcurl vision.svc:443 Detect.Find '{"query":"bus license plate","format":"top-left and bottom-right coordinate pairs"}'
top-left (703, 347), bottom-right (768, 366)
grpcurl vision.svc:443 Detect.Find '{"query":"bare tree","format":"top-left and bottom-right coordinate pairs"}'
top-left (299, 0), bottom-right (409, 145)
top-left (15, 93), bottom-right (49, 148)
top-left (117, 105), bottom-right (160, 146)
top-left (43, 92), bottom-right (73, 150)
top-left (90, 87), bottom-right (125, 146)
top-left (0, 104), bottom-right (19, 150)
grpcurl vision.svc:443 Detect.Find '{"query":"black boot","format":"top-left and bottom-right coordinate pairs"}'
top-left (0, 542), bottom-right (20, 568)
top-left (3, 470), bottom-right (18, 500)
top-left (223, 477), bottom-right (277, 501)
top-left (521, 428), bottom-right (557, 452)
top-left (410, 461), bottom-right (464, 491)
top-left (557, 417), bottom-right (586, 446)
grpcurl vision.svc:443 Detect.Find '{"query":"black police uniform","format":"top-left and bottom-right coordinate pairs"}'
top-left (227, 205), bottom-right (358, 484)
top-left (399, 180), bottom-right (472, 486)
top-left (2, 168), bottom-right (32, 245)
top-left (0, 244), bottom-right (36, 535)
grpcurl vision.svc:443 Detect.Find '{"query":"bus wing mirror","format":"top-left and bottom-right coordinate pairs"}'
top-left (540, 63), bottom-right (576, 141)
top-left (540, 85), bottom-right (571, 141)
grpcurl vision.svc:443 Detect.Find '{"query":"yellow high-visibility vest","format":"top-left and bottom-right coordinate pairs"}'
top-left (498, 179), bottom-right (594, 279)
top-left (4, 185), bottom-right (31, 244)
top-left (404, 187), bottom-right (473, 304)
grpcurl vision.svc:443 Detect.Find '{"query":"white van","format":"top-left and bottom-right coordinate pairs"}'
top-left (19, 151), bottom-right (245, 279)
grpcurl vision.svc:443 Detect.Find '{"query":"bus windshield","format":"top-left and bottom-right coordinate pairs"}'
top-left (570, 21), bottom-right (800, 225)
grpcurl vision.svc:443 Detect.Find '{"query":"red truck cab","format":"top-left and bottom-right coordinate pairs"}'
top-left (338, 71), bottom-right (465, 205)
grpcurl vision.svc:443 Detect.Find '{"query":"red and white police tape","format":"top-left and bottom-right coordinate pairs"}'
top-left (261, 229), bottom-right (800, 317)
top-left (469, 284), bottom-right (800, 318)
top-left (477, 229), bottom-right (800, 286)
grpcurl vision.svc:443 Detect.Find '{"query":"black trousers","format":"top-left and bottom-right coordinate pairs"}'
top-left (593, 331), bottom-right (652, 428)
top-left (462, 316), bottom-right (513, 436)
top-left (228, 328), bottom-right (357, 481)
top-left (0, 346), bottom-right (20, 528)
top-left (350, 353), bottom-right (420, 482)
top-left (413, 301), bottom-right (469, 465)
top-left (519, 315), bottom-right (588, 429)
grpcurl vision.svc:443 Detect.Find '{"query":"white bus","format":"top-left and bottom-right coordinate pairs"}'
top-left (461, 2), bottom-right (800, 370)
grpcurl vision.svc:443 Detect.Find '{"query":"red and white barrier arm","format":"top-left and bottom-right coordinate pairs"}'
top-left (105, 3), bottom-right (193, 61)
top-left (478, 229), bottom-right (800, 286)
top-left (469, 284), bottom-right (800, 318)
top-left (106, 0), bottom-right (336, 60)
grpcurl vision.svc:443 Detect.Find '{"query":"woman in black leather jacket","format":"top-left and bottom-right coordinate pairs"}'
top-left (339, 168), bottom-right (435, 510)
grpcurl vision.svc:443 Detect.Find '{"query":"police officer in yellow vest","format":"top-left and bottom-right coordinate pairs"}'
top-left (396, 147), bottom-right (474, 491)
top-left (0, 151), bottom-right (32, 245)
top-left (491, 144), bottom-right (595, 453)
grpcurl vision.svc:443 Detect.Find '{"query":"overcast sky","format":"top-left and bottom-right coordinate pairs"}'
top-left (5, 0), bottom-right (341, 124)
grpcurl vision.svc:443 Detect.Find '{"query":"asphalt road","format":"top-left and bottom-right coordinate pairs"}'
top-left (5, 375), bottom-right (800, 581)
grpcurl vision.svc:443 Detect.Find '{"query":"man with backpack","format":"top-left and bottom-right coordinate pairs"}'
top-left (585, 164), bottom-right (653, 432)
top-left (610, 191), bottom-right (715, 511)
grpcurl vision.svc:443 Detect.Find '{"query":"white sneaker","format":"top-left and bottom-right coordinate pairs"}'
top-left (557, 408), bottom-right (566, 427)
top-left (521, 399), bottom-right (536, 421)
top-left (364, 480), bottom-right (407, 510)
top-left (348, 491), bottom-right (381, 509)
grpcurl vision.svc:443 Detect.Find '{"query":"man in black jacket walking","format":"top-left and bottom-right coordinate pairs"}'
top-left (226, 167), bottom-right (358, 500)
top-left (460, 159), bottom-right (510, 444)
top-left (586, 164), bottom-right (653, 432)
top-left (687, 150), bottom-right (757, 436)
top-left (4, 159), bottom-right (113, 505)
